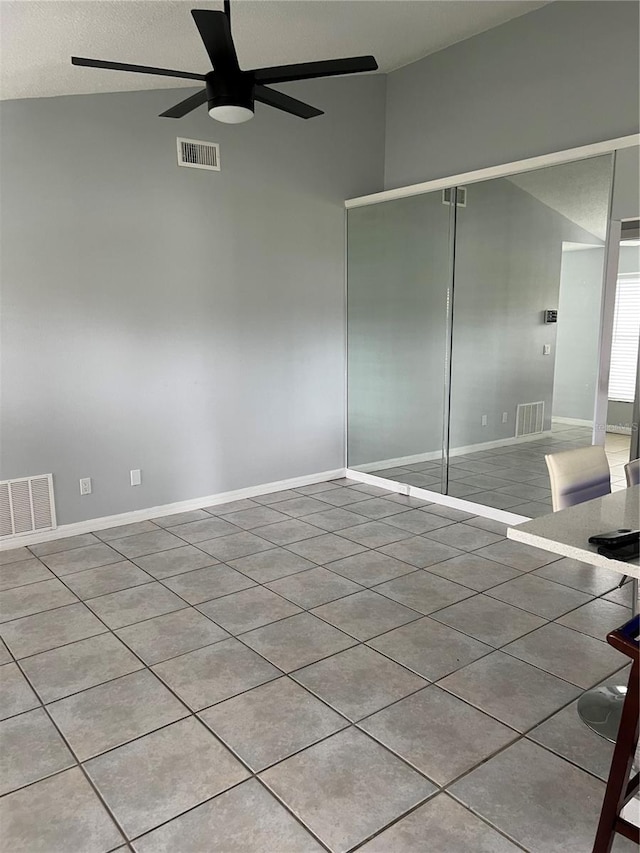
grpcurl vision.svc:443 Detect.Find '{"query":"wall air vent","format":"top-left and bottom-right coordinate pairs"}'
top-left (177, 138), bottom-right (220, 171)
top-left (0, 474), bottom-right (56, 539)
top-left (442, 187), bottom-right (467, 207)
top-left (515, 401), bottom-right (545, 437)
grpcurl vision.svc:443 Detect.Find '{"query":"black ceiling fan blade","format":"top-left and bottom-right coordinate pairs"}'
top-left (254, 85), bottom-right (323, 119)
top-left (253, 55), bottom-right (378, 85)
top-left (159, 89), bottom-right (208, 118)
top-left (191, 10), bottom-right (239, 73)
top-left (71, 56), bottom-right (206, 81)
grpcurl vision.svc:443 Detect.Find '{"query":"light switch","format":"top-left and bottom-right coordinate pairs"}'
top-left (130, 469), bottom-right (141, 486)
top-left (543, 344), bottom-right (551, 355)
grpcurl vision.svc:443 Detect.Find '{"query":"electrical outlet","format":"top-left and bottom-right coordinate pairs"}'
top-left (79, 478), bottom-right (92, 496)
top-left (481, 414), bottom-right (488, 427)
top-left (130, 469), bottom-right (141, 487)
top-left (502, 412), bottom-right (508, 424)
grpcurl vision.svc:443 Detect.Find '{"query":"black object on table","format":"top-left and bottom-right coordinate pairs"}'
top-left (588, 529), bottom-right (640, 562)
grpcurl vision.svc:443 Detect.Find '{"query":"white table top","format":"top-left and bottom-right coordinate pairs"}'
top-left (508, 486), bottom-right (640, 581)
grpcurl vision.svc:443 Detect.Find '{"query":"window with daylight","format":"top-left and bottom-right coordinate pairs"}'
top-left (608, 273), bottom-right (640, 402)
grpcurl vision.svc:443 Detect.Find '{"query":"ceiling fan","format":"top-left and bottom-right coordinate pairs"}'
top-left (71, 2), bottom-right (378, 124)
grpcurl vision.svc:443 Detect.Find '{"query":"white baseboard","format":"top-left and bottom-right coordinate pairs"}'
top-left (552, 417), bottom-right (633, 435)
top-left (0, 468), bottom-right (346, 551)
top-left (353, 450), bottom-right (442, 472)
top-left (449, 431), bottom-right (553, 456)
top-left (345, 469), bottom-right (529, 526)
top-left (606, 424), bottom-right (633, 435)
top-left (352, 431), bottom-right (553, 473)
top-left (552, 417), bottom-right (593, 427)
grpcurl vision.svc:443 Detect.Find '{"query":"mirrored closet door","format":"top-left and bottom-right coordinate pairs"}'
top-left (347, 190), bottom-right (454, 493)
top-left (347, 153), bottom-right (615, 515)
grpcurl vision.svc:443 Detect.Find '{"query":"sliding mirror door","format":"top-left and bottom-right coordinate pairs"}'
top-left (448, 154), bottom-right (614, 516)
top-left (347, 192), bottom-right (453, 492)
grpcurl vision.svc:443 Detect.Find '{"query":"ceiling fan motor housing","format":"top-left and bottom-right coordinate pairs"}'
top-left (205, 71), bottom-right (254, 114)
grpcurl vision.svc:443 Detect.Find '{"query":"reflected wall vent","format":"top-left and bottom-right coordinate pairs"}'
top-left (516, 401), bottom-right (545, 437)
top-left (0, 475), bottom-right (56, 539)
top-left (442, 187), bottom-right (467, 207)
top-left (177, 138), bottom-right (220, 171)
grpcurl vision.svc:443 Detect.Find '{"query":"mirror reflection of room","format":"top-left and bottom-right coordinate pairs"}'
top-left (348, 191), bottom-right (451, 495)
top-left (346, 154), bottom-right (638, 517)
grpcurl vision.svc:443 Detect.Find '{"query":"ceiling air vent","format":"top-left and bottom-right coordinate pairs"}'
top-left (0, 474), bottom-right (56, 539)
top-left (177, 138), bottom-right (220, 171)
top-left (442, 187), bottom-right (467, 207)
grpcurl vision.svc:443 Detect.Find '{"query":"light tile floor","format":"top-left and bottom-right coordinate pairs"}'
top-left (1, 478), bottom-right (638, 852)
top-left (370, 424), bottom-right (632, 518)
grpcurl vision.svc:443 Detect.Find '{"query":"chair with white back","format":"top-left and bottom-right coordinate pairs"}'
top-left (545, 445), bottom-right (611, 512)
top-left (624, 458), bottom-right (640, 487)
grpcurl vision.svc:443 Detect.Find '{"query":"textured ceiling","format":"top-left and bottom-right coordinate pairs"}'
top-left (1, 0), bottom-right (548, 101)
top-left (508, 156), bottom-right (613, 241)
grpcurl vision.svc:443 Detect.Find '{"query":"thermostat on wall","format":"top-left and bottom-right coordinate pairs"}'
top-left (544, 310), bottom-right (558, 323)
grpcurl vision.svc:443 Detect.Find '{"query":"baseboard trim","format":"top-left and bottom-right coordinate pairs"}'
top-left (345, 468), bottom-right (530, 526)
top-left (352, 431), bottom-right (553, 473)
top-left (552, 417), bottom-right (593, 427)
top-left (606, 424), bottom-right (633, 435)
top-left (0, 468), bottom-right (347, 551)
top-left (552, 417), bottom-right (633, 436)
top-left (353, 451), bottom-right (442, 472)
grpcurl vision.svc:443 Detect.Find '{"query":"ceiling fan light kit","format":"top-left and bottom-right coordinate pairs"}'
top-left (209, 105), bottom-right (253, 123)
top-left (206, 72), bottom-right (255, 122)
top-left (71, 1), bottom-right (378, 124)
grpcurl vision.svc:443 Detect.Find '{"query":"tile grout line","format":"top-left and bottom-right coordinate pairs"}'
top-left (137, 558), bottom-right (631, 800)
top-left (4, 525), bottom-right (628, 713)
top-left (3, 566), bottom-right (340, 851)
top-left (2, 544), bottom-right (534, 847)
top-left (2, 469), bottom-right (633, 849)
top-left (8, 538), bottom-right (470, 847)
top-left (9, 653), bottom-right (131, 847)
top-left (4, 524), bottom-right (628, 700)
top-left (346, 789), bottom-right (531, 853)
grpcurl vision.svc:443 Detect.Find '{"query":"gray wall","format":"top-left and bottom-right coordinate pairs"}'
top-left (347, 172), bottom-right (606, 467)
top-left (552, 248), bottom-right (606, 422)
top-left (384, 1), bottom-right (639, 190)
top-left (618, 244), bottom-right (640, 275)
top-left (448, 179), bottom-right (603, 448)
top-left (347, 192), bottom-right (450, 468)
top-left (0, 76), bottom-right (385, 524)
top-left (612, 147), bottom-right (640, 221)
top-left (608, 401), bottom-right (634, 431)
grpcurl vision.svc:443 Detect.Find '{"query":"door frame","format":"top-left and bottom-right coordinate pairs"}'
top-left (345, 135), bottom-right (639, 209)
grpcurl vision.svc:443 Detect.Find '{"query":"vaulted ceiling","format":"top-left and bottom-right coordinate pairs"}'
top-left (1, 0), bottom-right (547, 101)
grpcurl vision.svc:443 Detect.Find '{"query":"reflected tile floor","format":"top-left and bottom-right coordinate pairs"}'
top-left (0, 476), bottom-right (638, 852)
top-left (370, 425), bottom-right (631, 519)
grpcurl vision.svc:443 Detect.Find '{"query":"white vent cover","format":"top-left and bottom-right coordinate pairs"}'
top-left (177, 138), bottom-right (220, 171)
top-left (442, 187), bottom-right (467, 207)
top-left (515, 401), bottom-right (545, 437)
top-left (0, 475), bottom-right (56, 538)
